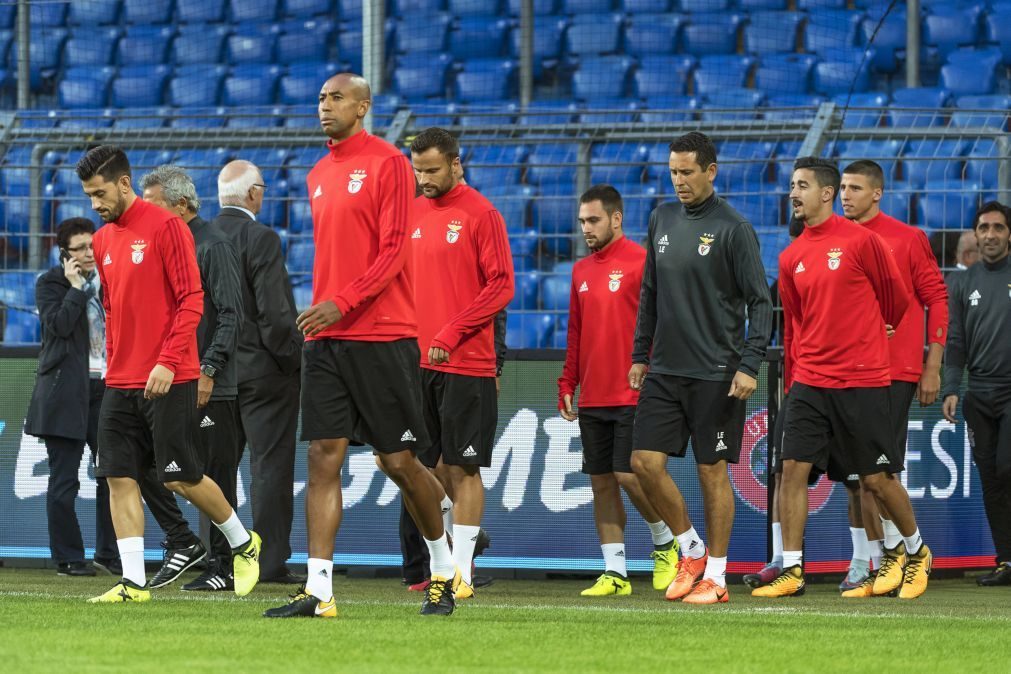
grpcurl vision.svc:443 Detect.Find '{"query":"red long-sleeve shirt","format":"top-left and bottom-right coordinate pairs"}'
top-left (93, 197), bottom-right (203, 388)
top-left (558, 236), bottom-right (645, 408)
top-left (306, 129), bottom-right (417, 341)
top-left (778, 214), bottom-right (909, 389)
top-left (411, 184), bottom-right (515, 377)
top-left (862, 211), bottom-right (948, 383)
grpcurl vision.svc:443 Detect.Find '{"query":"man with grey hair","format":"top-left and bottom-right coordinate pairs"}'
top-left (138, 165), bottom-right (246, 592)
top-left (212, 159), bottom-right (303, 585)
top-left (956, 229), bottom-right (980, 271)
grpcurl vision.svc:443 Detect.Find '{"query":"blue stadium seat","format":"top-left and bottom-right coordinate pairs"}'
top-left (566, 14), bottom-right (624, 56)
top-left (624, 14), bottom-right (682, 57)
top-left (396, 14), bottom-right (451, 53)
top-left (337, 23), bottom-right (363, 68)
top-left (813, 49), bottom-right (873, 96)
top-left (392, 53), bottom-right (451, 100)
top-left (228, 30), bottom-right (278, 64)
top-left (879, 181), bottom-right (912, 225)
top-left (506, 0), bottom-right (556, 14)
top-left (740, 0), bottom-right (787, 7)
top-left (575, 99), bottom-right (640, 124)
top-left (618, 185), bottom-right (657, 232)
top-left (832, 91), bottom-right (888, 127)
top-left (69, 0), bottom-right (121, 25)
top-left (951, 94), bottom-right (1011, 129)
top-left (124, 0), bottom-right (174, 24)
top-left (572, 56), bottom-right (631, 99)
top-left (756, 54), bottom-right (815, 96)
top-left (292, 281), bottom-right (312, 311)
top-left (457, 103), bottom-right (518, 128)
top-left (112, 65), bottom-right (171, 108)
top-left (701, 89), bottom-right (765, 122)
top-left (833, 138), bottom-right (903, 181)
top-left (51, 163), bottom-right (81, 197)
top-left (395, 0), bottom-right (445, 11)
top-left (412, 102), bottom-right (460, 127)
top-left (509, 271), bottom-right (542, 311)
top-left (903, 139), bottom-right (968, 188)
top-left (58, 67), bottom-right (115, 109)
top-left (633, 55), bottom-right (694, 98)
top-left (177, 0), bottom-right (228, 22)
top-left (624, 0), bottom-right (671, 10)
top-left (451, 17), bottom-right (508, 60)
top-left (226, 105), bottom-right (285, 128)
top-left (224, 65), bottom-right (282, 106)
top-left (4, 309), bottom-right (40, 344)
top-left (693, 55), bottom-right (753, 96)
top-left (916, 180), bottom-right (981, 230)
top-left (940, 51), bottom-right (999, 96)
top-left (30, 2), bottom-right (67, 26)
top-left (563, 0), bottom-right (612, 11)
top-left (590, 143), bottom-right (647, 185)
top-left (505, 312), bottom-right (554, 349)
top-left (168, 108), bottom-right (228, 129)
top-left (860, 12), bottom-right (906, 72)
top-left (682, 0), bottom-right (728, 9)
top-left (732, 195), bottom-right (781, 228)
top-left (339, 0), bottom-right (364, 19)
top-left (744, 11), bottom-right (804, 54)
top-left (118, 26), bottom-right (175, 65)
top-left (550, 324), bottom-right (568, 349)
top-left (645, 142), bottom-right (672, 181)
top-left (464, 145), bottom-right (528, 189)
top-left (511, 16), bottom-right (568, 62)
top-left (888, 87), bottom-right (951, 127)
top-left (113, 107), bottom-right (172, 129)
top-left (288, 199), bottom-right (312, 234)
top-left (172, 24), bottom-right (229, 65)
top-left (527, 144), bottom-right (580, 187)
top-left (55, 201), bottom-right (101, 227)
top-left (64, 28), bottom-right (120, 67)
top-left (717, 140), bottom-right (776, 192)
top-left (19, 29), bottom-right (67, 87)
top-left (280, 62), bottom-right (341, 104)
top-left (231, 0), bottom-right (279, 22)
top-left (286, 241), bottom-right (315, 275)
top-left (285, 0), bottom-right (333, 17)
top-left (964, 138), bottom-right (1000, 191)
top-left (923, 7), bottom-right (980, 59)
top-left (765, 93), bottom-right (824, 117)
top-left (540, 274), bottom-right (570, 311)
top-left (682, 14), bottom-right (741, 56)
top-left (985, 6), bottom-right (1011, 65)
top-left (640, 95), bottom-right (698, 124)
top-left (482, 185), bottom-right (533, 231)
top-left (61, 110), bottom-right (116, 130)
top-left (803, 10), bottom-right (863, 55)
top-left (169, 65), bottom-right (227, 107)
top-left (449, 0), bottom-right (501, 16)
top-left (455, 59), bottom-right (516, 102)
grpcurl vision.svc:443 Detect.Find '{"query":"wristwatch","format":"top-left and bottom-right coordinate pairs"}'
top-left (200, 364), bottom-right (217, 378)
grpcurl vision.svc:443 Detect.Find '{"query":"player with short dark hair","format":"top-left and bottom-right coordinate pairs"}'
top-left (629, 131), bottom-right (773, 604)
top-left (560, 184), bottom-right (677, 597)
top-left (755, 157), bottom-right (931, 600)
top-left (78, 145), bottom-right (260, 604)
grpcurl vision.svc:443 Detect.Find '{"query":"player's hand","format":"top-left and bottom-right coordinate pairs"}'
top-left (145, 364), bottom-right (175, 400)
top-left (197, 374), bottom-right (214, 408)
top-left (495, 376), bottom-right (501, 397)
top-left (729, 371), bottom-right (758, 400)
top-left (560, 394), bottom-right (577, 421)
top-left (885, 324), bottom-right (895, 339)
top-left (917, 368), bottom-right (941, 407)
top-left (628, 363), bottom-right (647, 391)
top-left (428, 346), bottom-right (450, 365)
top-left (297, 300), bottom-right (342, 337)
top-left (63, 257), bottom-right (85, 289)
top-left (942, 394), bottom-right (959, 423)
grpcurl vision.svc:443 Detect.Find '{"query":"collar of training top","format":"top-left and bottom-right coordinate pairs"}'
top-left (327, 129), bottom-right (370, 160)
top-left (683, 191), bottom-right (719, 220)
top-left (591, 233), bottom-right (629, 263)
top-left (982, 252), bottom-right (1010, 272)
top-left (112, 196), bottom-right (144, 229)
top-left (430, 182), bottom-right (468, 209)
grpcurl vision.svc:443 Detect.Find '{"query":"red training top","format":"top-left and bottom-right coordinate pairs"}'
top-left (862, 211), bottom-right (949, 383)
top-left (93, 198), bottom-right (203, 388)
top-left (778, 214), bottom-right (909, 389)
top-left (558, 236), bottom-right (646, 409)
top-left (306, 129), bottom-right (417, 341)
top-left (411, 184), bottom-right (515, 377)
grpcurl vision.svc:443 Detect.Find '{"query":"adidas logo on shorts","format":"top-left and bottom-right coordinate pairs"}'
top-left (200, 416), bottom-right (215, 428)
top-left (876, 454), bottom-right (889, 465)
top-left (462, 445), bottom-right (477, 457)
top-left (401, 430), bottom-right (416, 442)
top-left (164, 461), bottom-right (182, 473)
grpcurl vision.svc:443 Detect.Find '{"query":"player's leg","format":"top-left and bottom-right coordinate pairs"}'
top-left (140, 469), bottom-right (206, 588)
top-left (966, 392), bottom-right (1011, 586)
top-left (746, 401), bottom-right (787, 588)
top-left (839, 481), bottom-right (871, 590)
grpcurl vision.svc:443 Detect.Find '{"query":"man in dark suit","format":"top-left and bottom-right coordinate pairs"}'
top-left (212, 159), bottom-right (303, 583)
top-left (25, 217), bottom-right (119, 576)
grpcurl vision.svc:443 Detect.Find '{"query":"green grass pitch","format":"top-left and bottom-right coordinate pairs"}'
top-left (1, 568), bottom-right (1009, 673)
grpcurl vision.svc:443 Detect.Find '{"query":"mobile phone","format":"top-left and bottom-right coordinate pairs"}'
top-left (60, 247), bottom-right (71, 263)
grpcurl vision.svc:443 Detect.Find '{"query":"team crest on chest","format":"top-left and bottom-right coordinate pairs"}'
top-left (608, 270), bottom-right (624, 292)
top-left (446, 220), bottom-right (463, 244)
top-left (698, 233), bottom-right (715, 256)
top-left (347, 170), bottom-right (367, 194)
top-left (827, 248), bottom-right (842, 270)
top-left (131, 240), bottom-right (147, 265)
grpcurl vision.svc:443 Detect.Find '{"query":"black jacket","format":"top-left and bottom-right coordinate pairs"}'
top-left (189, 216), bottom-right (244, 400)
top-left (211, 207), bottom-right (302, 381)
top-left (24, 266), bottom-right (95, 440)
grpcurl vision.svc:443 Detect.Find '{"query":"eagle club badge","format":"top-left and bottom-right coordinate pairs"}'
top-left (347, 170), bottom-right (367, 194)
top-left (698, 233), bottom-right (715, 256)
top-left (608, 270), bottom-right (624, 292)
top-left (827, 248), bottom-right (843, 270)
top-left (131, 240), bottom-right (147, 265)
top-left (446, 220), bottom-right (463, 244)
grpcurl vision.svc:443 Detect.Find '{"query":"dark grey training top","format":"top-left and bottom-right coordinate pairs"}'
top-left (632, 193), bottom-right (773, 381)
top-left (943, 254), bottom-right (1011, 399)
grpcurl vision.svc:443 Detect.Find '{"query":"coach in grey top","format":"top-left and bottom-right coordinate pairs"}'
top-left (942, 201), bottom-right (1011, 586)
top-left (627, 132), bottom-right (772, 601)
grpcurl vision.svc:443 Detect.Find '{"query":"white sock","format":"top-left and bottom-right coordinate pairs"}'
top-left (117, 537), bottom-right (146, 587)
top-left (675, 526), bottom-right (705, 559)
top-left (881, 517), bottom-right (902, 549)
top-left (213, 510), bottom-right (251, 549)
top-left (869, 540), bottom-right (884, 570)
top-left (441, 496), bottom-right (454, 533)
top-left (601, 543), bottom-right (627, 577)
top-left (783, 550), bottom-right (803, 570)
top-left (306, 558), bottom-right (333, 600)
top-left (772, 522), bottom-right (784, 565)
top-left (452, 524), bottom-right (481, 586)
top-left (425, 534), bottom-right (455, 579)
top-left (903, 528), bottom-right (923, 555)
top-left (703, 555), bottom-right (727, 587)
top-left (849, 527), bottom-right (869, 565)
top-left (647, 521), bottom-right (674, 547)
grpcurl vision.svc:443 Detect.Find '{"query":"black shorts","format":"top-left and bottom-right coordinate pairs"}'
top-left (417, 369), bottom-right (497, 469)
top-left (887, 381), bottom-right (917, 467)
top-left (578, 406), bottom-right (636, 475)
top-left (632, 373), bottom-right (746, 465)
top-left (771, 392), bottom-right (824, 486)
top-left (300, 338), bottom-right (430, 454)
top-left (781, 383), bottom-right (901, 478)
top-left (196, 399), bottom-right (242, 468)
top-left (96, 381), bottom-right (204, 483)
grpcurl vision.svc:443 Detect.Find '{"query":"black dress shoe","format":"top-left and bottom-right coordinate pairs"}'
top-left (261, 571), bottom-right (307, 585)
top-left (58, 561), bottom-right (97, 577)
top-left (93, 558), bottom-right (123, 576)
top-left (977, 562), bottom-right (1011, 586)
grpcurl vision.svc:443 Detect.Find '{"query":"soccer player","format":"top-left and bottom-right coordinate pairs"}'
top-left (943, 201), bottom-right (1011, 587)
top-left (755, 157), bottom-right (931, 600)
top-left (559, 185), bottom-right (677, 597)
top-left (264, 74), bottom-right (454, 618)
top-left (77, 145), bottom-right (260, 604)
top-left (408, 127), bottom-right (514, 599)
top-left (836, 160), bottom-right (948, 598)
top-left (629, 131), bottom-right (773, 604)
top-left (139, 165), bottom-right (246, 592)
